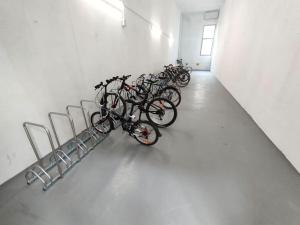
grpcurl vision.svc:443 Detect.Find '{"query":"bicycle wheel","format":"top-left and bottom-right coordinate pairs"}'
top-left (159, 86), bottom-right (181, 107)
top-left (176, 73), bottom-right (190, 87)
top-left (91, 112), bottom-right (113, 134)
top-left (146, 98), bottom-right (177, 127)
top-left (102, 93), bottom-right (127, 117)
top-left (132, 120), bottom-right (160, 145)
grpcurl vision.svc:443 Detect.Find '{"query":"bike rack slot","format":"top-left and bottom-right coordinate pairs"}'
top-left (49, 150), bottom-right (73, 168)
top-left (25, 167), bottom-right (51, 191)
top-left (48, 112), bottom-right (88, 161)
top-left (66, 105), bottom-right (97, 150)
top-left (80, 100), bottom-right (98, 127)
top-left (80, 100), bottom-right (96, 128)
top-left (80, 100), bottom-right (107, 141)
top-left (86, 110), bottom-right (101, 141)
top-left (23, 122), bottom-right (63, 190)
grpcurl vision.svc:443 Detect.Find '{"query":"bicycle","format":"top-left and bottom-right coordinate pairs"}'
top-left (92, 102), bottom-right (161, 146)
top-left (176, 59), bottom-right (193, 73)
top-left (115, 75), bottom-right (178, 128)
top-left (91, 79), bottom-right (162, 145)
top-left (94, 77), bottom-right (127, 118)
top-left (137, 74), bottom-right (181, 107)
top-left (91, 75), bottom-right (177, 128)
top-left (163, 64), bottom-right (191, 88)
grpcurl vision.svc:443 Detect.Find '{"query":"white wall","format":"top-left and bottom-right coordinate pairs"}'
top-left (0, 0), bottom-right (181, 184)
top-left (179, 12), bottom-right (218, 70)
top-left (213, 0), bottom-right (300, 172)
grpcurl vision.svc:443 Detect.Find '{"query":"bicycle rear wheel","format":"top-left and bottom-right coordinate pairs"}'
top-left (159, 86), bottom-right (181, 107)
top-left (146, 98), bottom-right (177, 128)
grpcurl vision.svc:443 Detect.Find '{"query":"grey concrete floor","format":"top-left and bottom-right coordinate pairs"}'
top-left (1, 72), bottom-right (300, 225)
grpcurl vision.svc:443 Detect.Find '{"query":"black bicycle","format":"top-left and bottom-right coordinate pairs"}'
top-left (94, 77), bottom-right (127, 118)
top-left (91, 80), bottom-right (161, 145)
top-left (115, 75), bottom-right (178, 128)
top-left (137, 74), bottom-right (182, 107)
top-left (163, 64), bottom-right (191, 88)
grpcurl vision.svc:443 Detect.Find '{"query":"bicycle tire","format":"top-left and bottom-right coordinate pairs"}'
top-left (145, 97), bottom-right (177, 128)
top-left (159, 86), bottom-right (181, 107)
top-left (90, 112), bottom-right (113, 134)
top-left (132, 120), bottom-right (160, 146)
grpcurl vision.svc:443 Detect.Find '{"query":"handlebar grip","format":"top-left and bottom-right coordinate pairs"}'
top-left (94, 82), bottom-right (103, 89)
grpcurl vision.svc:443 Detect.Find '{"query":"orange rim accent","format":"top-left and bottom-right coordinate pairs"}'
top-left (144, 139), bottom-right (150, 144)
top-left (159, 101), bottom-right (165, 109)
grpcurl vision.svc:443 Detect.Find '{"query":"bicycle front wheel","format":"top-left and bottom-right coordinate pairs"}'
top-left (91, 112), bottom-right (113, 134)
top-left (176, 73), bottom-right (190, 87)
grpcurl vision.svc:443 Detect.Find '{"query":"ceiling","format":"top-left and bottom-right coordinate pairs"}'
top-left (175, 0), bottom-right (225, 13)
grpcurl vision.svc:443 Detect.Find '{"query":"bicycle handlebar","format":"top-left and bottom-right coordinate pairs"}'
top-left (93, 74), bottom-right (132, 91)
top-left (95, 76), bottom-right (119, 90)
top-left (118, 75), bottom-right (131, 81)
top-left (106, 76), bottom-right (119, 84)
top-left (94, 82), bottom-right (103, 90)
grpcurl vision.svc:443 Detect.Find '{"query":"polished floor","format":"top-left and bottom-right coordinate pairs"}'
top-left (1, 72), bottom-right (300, 225)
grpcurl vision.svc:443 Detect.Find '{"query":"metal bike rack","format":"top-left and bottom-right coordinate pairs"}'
top-left (23, 122), bottom-right (63, 191)
top-left (23, 105), bottom-right (108, 191)
top-left (66, 105), bottom-right (98, 149)
top-left (48, 112), bottom-right (89, 162)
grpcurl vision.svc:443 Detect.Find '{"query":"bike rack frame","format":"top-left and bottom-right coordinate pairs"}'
top-left (66, 105), bottom-right (99, 148)
top-left (80, 100), bottom-right (97, 127)
top-left (48, 112), bottom-right (88, 162)
top-left (23, 122), bottom-right (63, 190)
